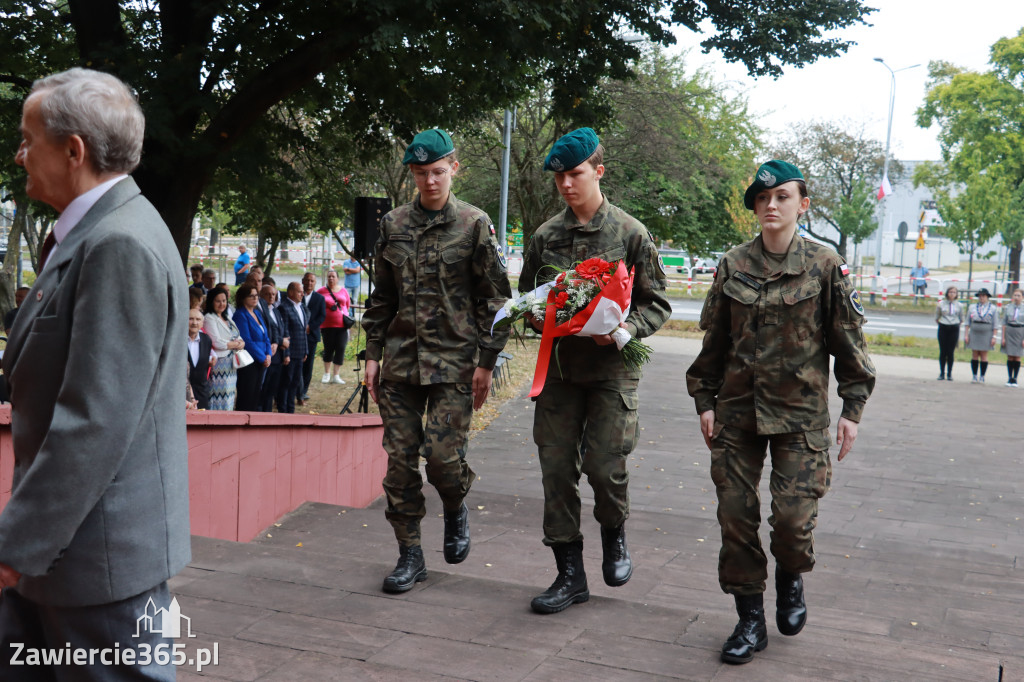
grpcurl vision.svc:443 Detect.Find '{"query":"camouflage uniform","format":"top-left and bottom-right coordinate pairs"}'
top-left (686, 233), bottom-right (875, 595)
top-left (362, 194), bottom-right (511, 547)
top-left (520, 198), bottom-right (670, 545)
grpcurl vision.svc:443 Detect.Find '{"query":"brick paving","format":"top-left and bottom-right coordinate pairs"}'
top-left (172, 335), bottom-right (1023, 681)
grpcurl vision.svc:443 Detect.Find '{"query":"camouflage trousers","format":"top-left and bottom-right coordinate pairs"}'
top-left (380, 380), bottom-right (476, 547)
top-left (534, 377), bottom-right (640, 546)
top-left (710, 422), bottom-right (832, 595)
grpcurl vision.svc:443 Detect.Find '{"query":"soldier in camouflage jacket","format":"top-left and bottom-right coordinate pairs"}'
top-left (361, 129), bottom-right (511, 594)
top-left (686, 160), bottom-right (875, 664)
top-left (520, 128), bottom-right (670, 615)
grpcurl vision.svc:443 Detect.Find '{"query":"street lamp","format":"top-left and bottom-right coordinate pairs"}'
top-left (871, 58), bottom-right (920, 304)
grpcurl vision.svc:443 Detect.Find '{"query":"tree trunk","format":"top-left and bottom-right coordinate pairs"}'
top-left (0, 208), bottom-right (27, 318)
top-left (135, 162), bottom-right (209, 265)
top-left (1007, 240), bottom-right (1022, 295)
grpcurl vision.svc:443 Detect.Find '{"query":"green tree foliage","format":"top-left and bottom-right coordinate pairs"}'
top-left (1, 0), bottom-right (873, 265)
top-left (916, 28), bottom-right (1024, 290)
top-left (773, 120), bottom-right (896, 259)
top-left (457, 48), bottom-right (761, 255)
top-left (913, 161), bottom-right (1005, 289)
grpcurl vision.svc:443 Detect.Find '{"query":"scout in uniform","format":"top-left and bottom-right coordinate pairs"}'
top-left (361, 129), bottom-right (512, 593)
top-left (1000, 288), bottom-right (1024, 386)
top-left (686, 160), bottom-right (876, 664)
top-left (519, 128), bottom-right (670, 614)
top-left (966, 288), bottom-right (997, 383)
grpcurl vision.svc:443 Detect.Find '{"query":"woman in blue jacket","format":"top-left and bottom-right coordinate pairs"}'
top-left (232, 283), bottom-right (272, 410)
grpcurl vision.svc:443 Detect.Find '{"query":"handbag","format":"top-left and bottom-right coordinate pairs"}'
top-left (232, 349), bottom-right (255, 369)
top-left (342, 314), bottom-right (356, 329)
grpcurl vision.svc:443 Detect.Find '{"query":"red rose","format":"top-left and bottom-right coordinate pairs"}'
top-left (555, 272), bottom-right (566, 284)
top-left (576, 258), bottom-right (611, 279)
top-left (553, 291), bottom-right (569, 309)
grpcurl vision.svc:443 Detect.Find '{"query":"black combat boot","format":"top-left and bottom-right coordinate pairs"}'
top-left (600, 524), bottom-right (632, 586)
top-left (443, 502), bottom-right (471, 564)
top-left (721, 593), bottom-right (768, 664)
top-left (530, 542), bottom-right (589, 614)
top-left (382, 545), bottom-right (427, 593)
top-left (775, 566), bottom-right (807, 636)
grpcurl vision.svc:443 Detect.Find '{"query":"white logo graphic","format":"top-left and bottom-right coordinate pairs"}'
top-left (757, 169), bottom-right (777, 187)
top-left (134, 597), bottom-right (196, 639)
top-left (414, 146), bottom-right (428, 162)
top-left (549, 156), bottom-right (564, 171)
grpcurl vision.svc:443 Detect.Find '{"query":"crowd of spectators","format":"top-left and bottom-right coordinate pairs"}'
top-left (185, 263), bottom-right (356, 411)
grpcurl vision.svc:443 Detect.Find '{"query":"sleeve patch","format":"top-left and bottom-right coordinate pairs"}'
top-left (850, 289), bottom-right (865, 316)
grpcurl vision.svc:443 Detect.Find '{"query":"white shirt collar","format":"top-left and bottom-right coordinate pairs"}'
top-left (53, 175), bottom-right (128, 245)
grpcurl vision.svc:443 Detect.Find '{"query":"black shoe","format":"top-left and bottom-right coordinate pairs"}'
top-left (946, 375), bottom-right (953, 381)
top-left (443, 503), bottom-right (471, 564)
top-left (382, 545), bottom-right (427, 593)
top-left (600, 524), bottom-right (632, 586)
top-left (721, 594), bottom-right (768, 664)
top-left (775, 567), bottom-right (807, 636)
top-left (530, 542), bottom-right (589, 614)
top-left (937, 372), bottom-right (945, 380)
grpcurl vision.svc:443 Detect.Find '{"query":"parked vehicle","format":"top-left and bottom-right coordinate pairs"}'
top-left (658, 249), bottom-right (690, 273)
top-left (691, 256), bottom-right (717, 275)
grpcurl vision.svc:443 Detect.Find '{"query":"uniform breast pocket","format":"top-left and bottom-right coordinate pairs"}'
top-left (541, 246), bottom-right (572, 271)
top-left (382, 243), bottom-right (411, 268)
top-left (441, 238), bottom-right (473, 276)
top-left (586, 246), bottom-right (626, 265)
top-left (722, 277), bottom-right (760, 307)
top-left (781, 279), bottom-right (822, 340)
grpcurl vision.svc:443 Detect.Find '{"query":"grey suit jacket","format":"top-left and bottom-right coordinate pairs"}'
top-left (0, 178), bottom-right (191, 607)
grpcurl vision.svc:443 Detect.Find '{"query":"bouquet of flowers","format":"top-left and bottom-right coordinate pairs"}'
top-left (492, 258), bottom-right (653, 397)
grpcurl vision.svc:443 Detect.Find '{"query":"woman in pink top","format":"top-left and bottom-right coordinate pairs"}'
top-left (318, 269), bottom-right (352, 385)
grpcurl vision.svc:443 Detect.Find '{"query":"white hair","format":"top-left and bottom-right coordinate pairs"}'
top-left (30, 67), bottom-right (145, 174)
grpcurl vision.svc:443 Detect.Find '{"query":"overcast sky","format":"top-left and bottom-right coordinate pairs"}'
top-left (671, 1), bottom-right (1024, 162)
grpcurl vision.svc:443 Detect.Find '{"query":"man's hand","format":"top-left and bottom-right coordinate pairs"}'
top-left (523, 312), bottom-right (543, 333)
top-left (472, 367), bottom-right (492, 410)
top-left (262, 356), bottom-right (271, 368)
top-left (283, 356), bottom-right (290, 365)
top-left (699, 410), bottom-right (715, 450)
top-left (282, 338), bottom-right (290, 349)
top-left (270, 343), bottom-right (278, 355)
top-left (592, 323), bottom-right (627, 346)
top-left (836, 417), bottom-right (858, 462)
top-left (0, 562), bottom-right (21, 589)
top-left (365, 359), bottom-right (380, 403)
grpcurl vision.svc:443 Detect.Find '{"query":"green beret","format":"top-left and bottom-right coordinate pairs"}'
top-left (743, 160), bottom-right (804, 210)
top-left (402, 128), bottom-right (455, 165)
top-left (544, 127), bottom-right (599, 172)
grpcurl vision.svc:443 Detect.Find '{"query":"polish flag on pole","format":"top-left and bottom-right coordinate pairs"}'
top-left (877, 173), bottom-right (893, 200)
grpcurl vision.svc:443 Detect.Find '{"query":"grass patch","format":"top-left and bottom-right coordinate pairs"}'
top-left (864, 331), bottom-right (1009, 363)
top-left (297, 332), bottom-right (542, 435)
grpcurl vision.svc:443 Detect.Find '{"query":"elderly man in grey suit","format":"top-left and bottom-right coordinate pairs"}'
top-left (0, 68), bottom-right (190, 679)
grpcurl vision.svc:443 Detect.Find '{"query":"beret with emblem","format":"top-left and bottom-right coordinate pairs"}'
top-left (544, 127), bottom-right (599, 172)
top-left (743, 159), bottom-right (804, 210)
top-left (402, 128), bottom-right (455, 166)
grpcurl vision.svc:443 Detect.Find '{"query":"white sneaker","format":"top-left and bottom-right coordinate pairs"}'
top-left (332, 375), bottom-right (346, 385)
top-left (321, 373), bottom-right (332, 384)
top-left (1006, 381), bottom-right (1014, 387)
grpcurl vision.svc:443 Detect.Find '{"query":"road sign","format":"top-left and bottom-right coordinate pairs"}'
top-left (915, 227), bottom-right (925, 250)
top-left (898, 221), bottom-right (908, 241)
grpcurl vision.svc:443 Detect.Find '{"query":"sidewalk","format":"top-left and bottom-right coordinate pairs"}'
top-left (172, 337), bottom-right (1023, 681)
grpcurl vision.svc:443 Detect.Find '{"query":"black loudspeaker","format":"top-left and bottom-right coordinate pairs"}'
top-left (353, 197), bottom-right (392, 258)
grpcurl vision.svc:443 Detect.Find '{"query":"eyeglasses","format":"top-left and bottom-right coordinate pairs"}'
top-left (247, 294), bottom-right (259, 299)
top-left (411, 167), bottom-right (450, 181)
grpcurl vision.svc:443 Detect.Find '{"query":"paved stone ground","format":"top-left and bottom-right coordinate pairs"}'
top-left (172, 336), bottom-right (1023, 681)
